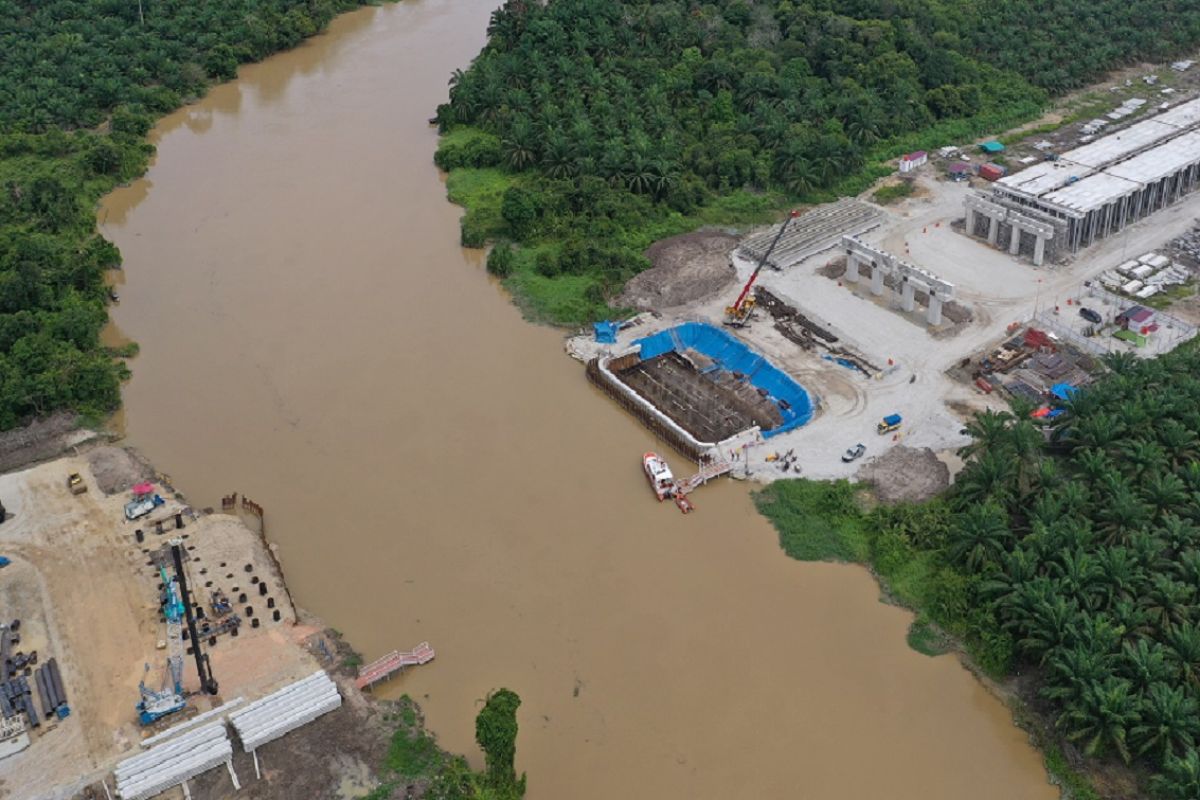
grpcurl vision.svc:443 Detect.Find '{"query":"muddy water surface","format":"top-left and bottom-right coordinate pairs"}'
top-left (99, 3), bottom-right (1057, 798)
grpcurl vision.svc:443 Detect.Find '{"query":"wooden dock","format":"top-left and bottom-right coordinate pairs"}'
top-left (355, 642), bottom-right (435, 690)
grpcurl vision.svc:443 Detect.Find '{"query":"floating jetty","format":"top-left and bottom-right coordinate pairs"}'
top-left (355, 642), bottom-right (435, 690)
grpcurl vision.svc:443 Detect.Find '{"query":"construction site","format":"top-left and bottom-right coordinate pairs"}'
top-left (0, 447), bottom-right (433, 800)
top-left (570, 73), bottom-right (1200, 499)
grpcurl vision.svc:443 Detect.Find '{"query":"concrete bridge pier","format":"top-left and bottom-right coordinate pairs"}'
top-left (927, 293), bottom-right (943, 326)
top-left (870, 262), bottom-right (885, 296)
top-left (901, 280), bottom-right (915, 312)
top-left (1009, 226), bottom-right (1022, 255)
top-left (845, 254), bottom-right (860, 283)
top-left (1033, 234), bottom-right (1047, 266)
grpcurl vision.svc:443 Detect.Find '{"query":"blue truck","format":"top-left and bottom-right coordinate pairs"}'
top-left (877, 414), bottom-right (903, 434)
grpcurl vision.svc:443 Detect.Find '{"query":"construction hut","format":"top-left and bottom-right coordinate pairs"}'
top-left (1115, 306), bottom-right (1158, 347)
top-left (979, 141), bottom-right (1006, 155)
top-left (948, 162), bottom-right (971, 181)
top-left (899, 151), bottom-right (928, 173)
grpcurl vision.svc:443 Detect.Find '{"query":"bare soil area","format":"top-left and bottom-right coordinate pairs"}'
top-left (0, 414), bottom-right (98, 475)
top-left (858, 446), bottom-right (950, 504)
top-left (618, 230), bottom-right (738, 310)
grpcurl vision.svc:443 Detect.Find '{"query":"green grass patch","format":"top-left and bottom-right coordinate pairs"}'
top-left (872, 180), bottom-right (916, 205)
top-left (753, 480), bottom-right (871, 562)
top-left (1144, 281), bottom-right (1195, 309)
top-left (907, 616), bottom-right (953, 657)
top-left (445, 168), bottom-right (514, 247)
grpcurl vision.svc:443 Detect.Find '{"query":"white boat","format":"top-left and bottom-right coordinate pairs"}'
top-left (643, 452), bottom-right (677, 501)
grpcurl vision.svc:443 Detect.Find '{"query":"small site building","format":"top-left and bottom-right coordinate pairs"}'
top-left (899, 151), bottom-right (928, 172)
top-left (979, 141), bottom-right (1005, 154)
top-left (948, 162), bottom-right (971, 181)
top-left (1117, 305), bottom-right (1157, 334)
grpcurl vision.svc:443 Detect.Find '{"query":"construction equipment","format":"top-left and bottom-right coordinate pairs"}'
top-left (137, 566), bottom-right (186, 725)
top-left (209, 590), bottom-right (232, 617)
top-left (137, 539), bottom-right (218, 725)
top-left (724, 209), bottom-right (800, 327)
top-left (66, 473), bottom-right (87, 495)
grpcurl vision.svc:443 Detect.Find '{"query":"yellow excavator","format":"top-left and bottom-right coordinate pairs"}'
top-left (724, 209), bottom-right (799, 327)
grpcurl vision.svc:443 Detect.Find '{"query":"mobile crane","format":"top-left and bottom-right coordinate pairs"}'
top-left (724, 209), bottom-right (800, 327)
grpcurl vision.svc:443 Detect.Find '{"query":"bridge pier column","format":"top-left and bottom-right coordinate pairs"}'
top-left (870, 263), bottom-right (885, 296)
top-left (987, 215), bottom-right (999, 245)
top-left (1033, 234), bottom-right (1047, 266)
top-left (927, 294), bottom-right (943, 326)
top-left (845, 254), bottom-right (860, 283)
top-left (1009, 225), bottom-right (1022, 255)
top-left (901, 281), bottom-right (916, 312)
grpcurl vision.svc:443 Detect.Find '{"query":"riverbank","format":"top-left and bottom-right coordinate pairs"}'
top-left (0, 441), bottom-right (477, 800)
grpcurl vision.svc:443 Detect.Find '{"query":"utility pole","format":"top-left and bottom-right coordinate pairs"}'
top-left (137, 0), bottom-right (144, 25)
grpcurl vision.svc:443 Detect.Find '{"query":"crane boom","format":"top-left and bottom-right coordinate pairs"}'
top-left (725, 209), bottom-right (799, 326)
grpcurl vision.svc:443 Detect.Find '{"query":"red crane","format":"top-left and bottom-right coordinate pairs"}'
top-left (724, 209), bottom-right (800, 327)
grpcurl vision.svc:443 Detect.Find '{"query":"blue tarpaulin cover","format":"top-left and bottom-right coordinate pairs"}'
top-left (633, 322), bottom-right (814, 438)
top-left (1050, 383), bottom-right (1078, 401)
top-left (593, 321), bottom-right (619, 344)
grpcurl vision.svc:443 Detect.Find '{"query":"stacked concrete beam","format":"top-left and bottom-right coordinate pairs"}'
top-left (739, 199), bottom-right (884, 270)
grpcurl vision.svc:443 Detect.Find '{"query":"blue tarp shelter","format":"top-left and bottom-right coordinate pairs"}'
top-left (593, 321), bottom-right (619, 344)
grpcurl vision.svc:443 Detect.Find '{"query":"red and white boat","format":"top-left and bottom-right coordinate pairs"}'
top-left (643, 452), bottom-right (677, 501)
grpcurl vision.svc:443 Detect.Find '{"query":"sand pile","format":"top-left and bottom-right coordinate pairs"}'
top-left (859, 446), bottom-right (950, 503)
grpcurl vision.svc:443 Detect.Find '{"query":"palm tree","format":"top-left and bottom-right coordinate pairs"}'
top-left (1133, 684), bottom-right (1198, 761)
top-left (1141, 575), bottom-right (1196, 630)
top-left (1167, 622), bottom-right (1200, 687)
top-left (1152, 748), bottom-right (1200, 800)
top-left (1120, 638), bottom-right (1177, 693)
top-left (954, 450), bottom-right (1016, 508)
top-left (1042, 643), bottom-right (1115, 707)
top-left (1102, 351), bottom-right (1140, 376)
top-left (502, 118), bottom-right (538, 170)
top-left (1098, 483), bottom-right (1151, 544)
top-left (1057, 677), bottom-right (1142, 763)
top-left (1096, 546), bottom-right (1146, 607)
top-left (948, 503), bottom-right (1012, 572)
top-left (1015, 590), bottom-right (1079, 664)
top-left (958, 409), bottom-right (1014, 460)
top-left (1144, 473), bottom-right (1188, 522)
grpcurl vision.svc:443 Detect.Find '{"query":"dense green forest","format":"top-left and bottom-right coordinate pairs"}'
top-left (758, 346), bottom-right (1200, 799)
top-left (435, 0), bottom-right (1200, 323)
top-left (0, 0), bottom-right (371, 430)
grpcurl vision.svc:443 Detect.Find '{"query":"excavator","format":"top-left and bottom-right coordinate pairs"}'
top-left (724, 209), bottom-right (799, 327)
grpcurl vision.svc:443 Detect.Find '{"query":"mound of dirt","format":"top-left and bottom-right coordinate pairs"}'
top-left (859, 446), bottom-right (950, 504)
top-left (86, 446), bottom-right (151, 495)
top-left (618, 229), bottom-right (738, 310)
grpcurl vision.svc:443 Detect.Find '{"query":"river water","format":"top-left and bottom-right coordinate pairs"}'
top-left (98, 3), bottom-right (1057, 798)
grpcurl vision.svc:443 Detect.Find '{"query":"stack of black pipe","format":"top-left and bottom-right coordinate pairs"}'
top-left (0, 676), bottom-right (38, 728)
top-left (34, 659), bottom-right (67, 719)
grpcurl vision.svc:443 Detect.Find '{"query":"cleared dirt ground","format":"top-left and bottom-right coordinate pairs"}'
top-left (619, 230), bottom-right (739, 310)
top-left (0, 453), bottom-right (323, 800)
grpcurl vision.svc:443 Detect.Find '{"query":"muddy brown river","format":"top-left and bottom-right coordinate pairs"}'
top-left (98, 3), bottom-right (1057, 797)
